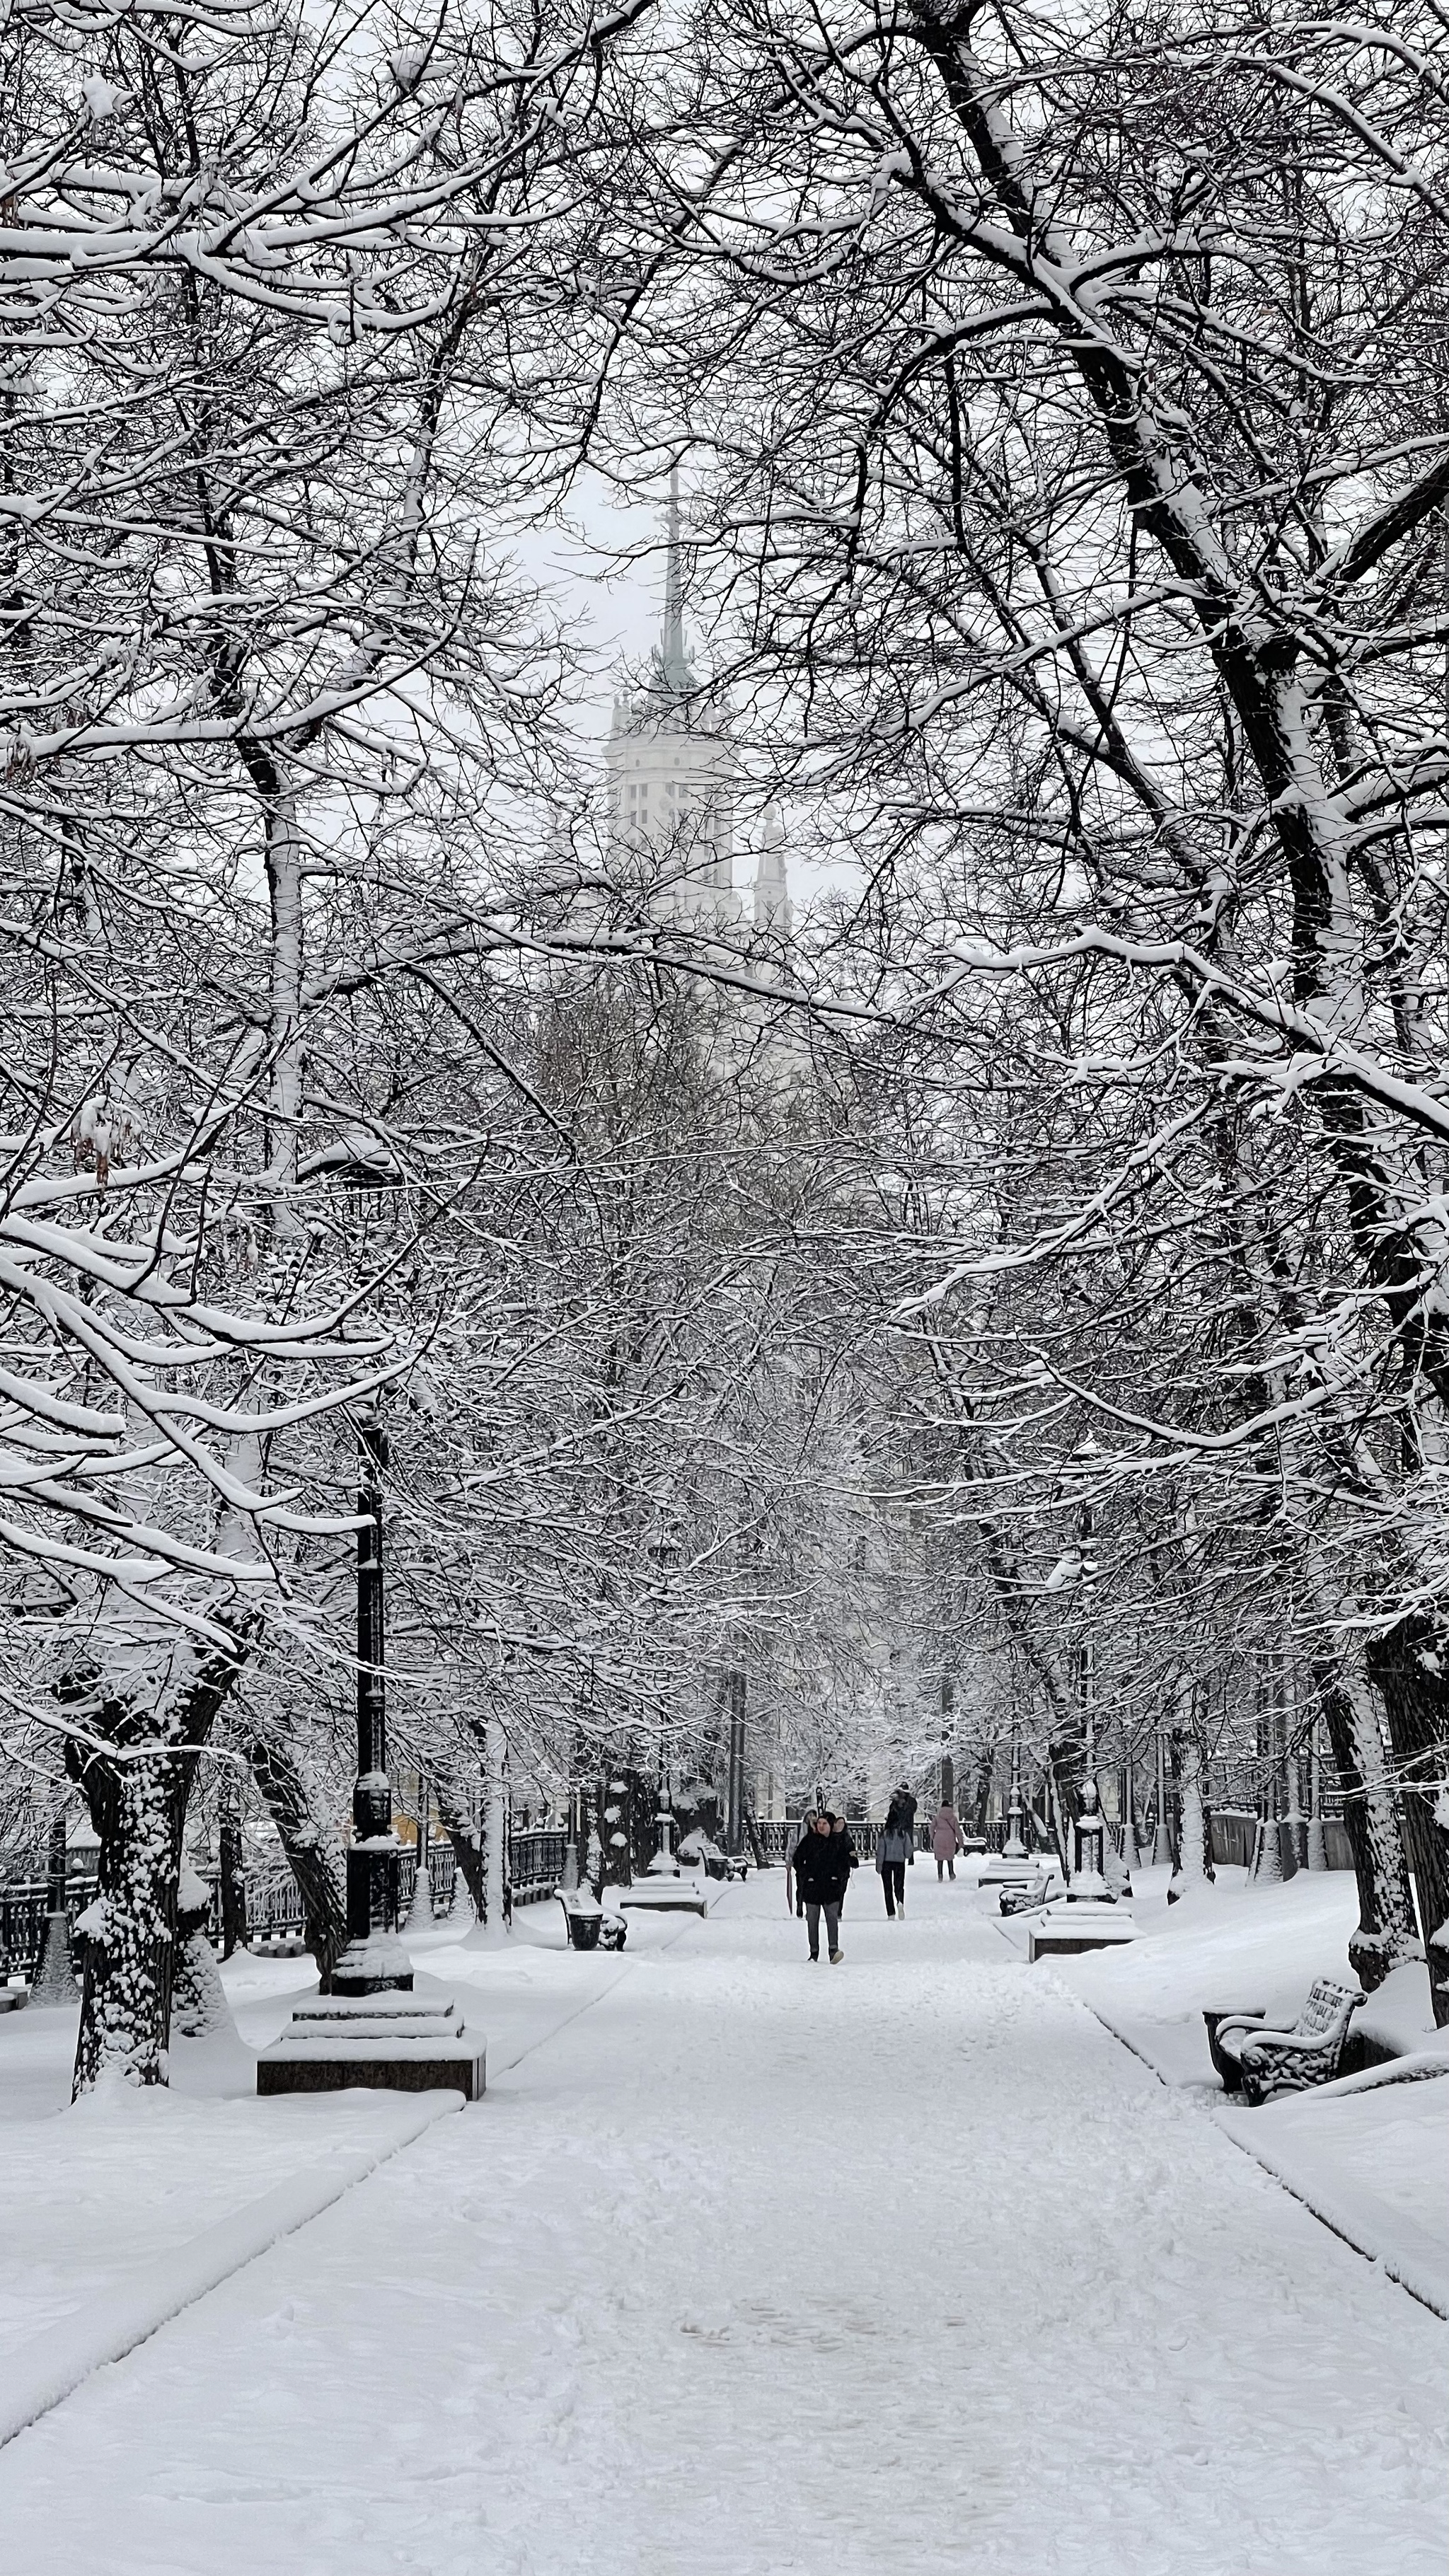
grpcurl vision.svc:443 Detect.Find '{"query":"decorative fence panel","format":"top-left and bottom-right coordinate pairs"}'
top-left (755, 1820), bottom-right (940, 1866)
top-left (0, 1866), bottom-right (100, 1982)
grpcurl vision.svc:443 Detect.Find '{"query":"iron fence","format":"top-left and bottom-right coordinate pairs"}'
top-left (756, 1820), bottom-right (940, 1866)
top-left (0, 1825), bottom-right (570, 1979)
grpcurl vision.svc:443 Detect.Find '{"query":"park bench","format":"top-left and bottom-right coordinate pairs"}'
top-left (556, 1890), bottom-right (628, 1953)
top-left (1213, 1978), bottom-right (1365, 2106)
top-left (678, 1830), bottom-right (748, 1881)
top-left (998, 1871), bottom-right (1051, 1917)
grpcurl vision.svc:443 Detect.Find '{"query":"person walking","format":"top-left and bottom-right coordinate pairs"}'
top-left (875, 1791), bottom-right (916, 1920)
top-left (829, 1814), bottom-right (859, 1912)
top-left (787, 1811), bottom-right (817, 1917)
top-left (788, 1811), bottom-right (850, 1961)
top-left (931, 1799), bottom-right (965, 1881)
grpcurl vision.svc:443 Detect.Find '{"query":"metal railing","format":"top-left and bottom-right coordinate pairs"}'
top-left (0, 1825), bottom-right (570, 1978)
top-left (0, 1863), bottom-right (100, 1983)
top-left (756, 1819), bottom-right (940, 1866)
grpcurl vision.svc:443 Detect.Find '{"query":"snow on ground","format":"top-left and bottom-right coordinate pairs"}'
top-left (0, 1872), bottom-right (1443, 2576)
top-left (1032, 1864), bottom-right (1449, 2314)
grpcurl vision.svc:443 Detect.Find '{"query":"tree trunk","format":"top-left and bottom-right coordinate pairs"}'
top-left (1174, 1723), bottom-right (1216, 1887)
top-left (599, 1769), bottom-right (633, 1889)
top-left (246, 1730), bottom-right (347, 1989)
top-left (483, 1716), bottom-right (509, 1930)
top-left (218, 1769), bottom-right (248, 1958)
top-left (72, 1743), bottom-right (190, 2093)
top-left (1317, 1665), bottom-right (1422, 1997)
top-left (68, 1630), bottom-right (250, 2096)
top-left (583, 1781), bottom-right (605, 1897)
top-left (434, 1777), bottom-right (486, 1917)
top-left (1364, 1619), bottom-right (1449, 2023)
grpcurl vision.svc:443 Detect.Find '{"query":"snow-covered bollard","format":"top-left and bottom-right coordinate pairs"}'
top-left (403, 1859), bottom-right (435, 1939)
top-left (171, 1870), bottom-right (239, 2046)
top-left (29, 1911), bottom-right (75, 2008)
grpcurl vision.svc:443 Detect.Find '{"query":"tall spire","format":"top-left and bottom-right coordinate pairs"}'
top-left (657, 465), bottom-right (691, 696)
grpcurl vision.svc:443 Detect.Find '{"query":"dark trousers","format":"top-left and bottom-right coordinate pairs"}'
top-left (936, 1855), bottom-right (955, 1880)
top-left (806, 1901), bottom-right (841, 1957)
top-left (881, 1861), bottom-right (906, 1915)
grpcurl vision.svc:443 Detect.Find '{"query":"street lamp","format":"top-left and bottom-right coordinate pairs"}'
top-left (335, 1414), bottom-right (411, 1994)
top-left (1027, 1437), bottom-right (1136, 1960)
top-left (1068, 1442), bottom-right (1110, 1902)
top-left (724, 1669), bottom-right (746, 1856)
top-left (258, 1408), bottom-right (484, 2096)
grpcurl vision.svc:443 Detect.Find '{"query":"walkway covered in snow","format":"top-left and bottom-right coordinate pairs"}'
top-left (0, 1872), bottom-right (1443, 2575)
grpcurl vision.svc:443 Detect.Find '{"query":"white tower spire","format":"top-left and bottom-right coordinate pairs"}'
top-left (657, 465), bottom-right (691, 697)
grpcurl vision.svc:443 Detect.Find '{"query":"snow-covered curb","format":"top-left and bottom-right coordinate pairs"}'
top-left (0, 2092), bottom-right (463, 2451)
top-left (1208, 2103), bottom-right (1449, 2321)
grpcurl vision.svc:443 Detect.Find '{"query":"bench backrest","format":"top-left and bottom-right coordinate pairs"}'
top-left (1295, 1977), bottom-right (1360, 2037)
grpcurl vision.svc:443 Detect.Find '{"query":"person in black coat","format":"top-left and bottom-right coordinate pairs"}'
top-left (829, 1815), bottom-right (859, 1911)
top-left (787, 1812), bottom-right (852, 1962)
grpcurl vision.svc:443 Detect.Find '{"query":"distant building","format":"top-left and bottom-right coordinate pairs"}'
top-left (605, 473), bottom-right (787, 940)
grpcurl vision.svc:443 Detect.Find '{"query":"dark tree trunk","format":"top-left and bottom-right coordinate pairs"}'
top-left (599, 1772), bottom-right (633, 1888)
top-left (1364, 1621), bottom-right (1449, 2023)
top-left (970, 1743), bottom-right (996, 1839)
top-left (246, 1729), bottom-right (347, 1989)
top-left (218, 1770), bottom-right (248, 1958)
top-left (1046, 1728), bottom-right (1085, 1876)
top-left (434, 1777), bottom-right (486, 1917)
top-left (67, 1629), bottom-right (250, 2095)
top-left (1317, 1667), bottom-right (1422, 1997)
top-left (71, 1743), bottom-right (190, 2092)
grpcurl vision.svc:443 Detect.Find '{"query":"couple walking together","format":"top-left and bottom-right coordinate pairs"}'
top-left (789, 1788), bottom-right (964, 1958)
top-left (879, 1790), bottom-right (964, 1911)
top-left (787, 1810), bottom-right (854, 1961)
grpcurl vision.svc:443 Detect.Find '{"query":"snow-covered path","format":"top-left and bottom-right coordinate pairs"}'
top-left (1, 1875), bottom-right (1443, 2576)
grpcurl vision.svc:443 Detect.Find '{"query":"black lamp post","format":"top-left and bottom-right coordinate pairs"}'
top-left (335, 1412), bottom-right (412, 1996)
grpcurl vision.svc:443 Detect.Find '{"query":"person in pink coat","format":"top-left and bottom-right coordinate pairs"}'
top-left (930, 1802), bottom-right (965, 1881)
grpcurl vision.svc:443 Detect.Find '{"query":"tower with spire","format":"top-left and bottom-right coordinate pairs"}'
top-left (606, 472), bottom-right (787, 940)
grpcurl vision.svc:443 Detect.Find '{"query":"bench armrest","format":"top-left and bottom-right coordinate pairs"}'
top-left (1240, 2024), bottom-right (1339, 2056)
top-left (1214, 2012), bottom-right (1271, 2047)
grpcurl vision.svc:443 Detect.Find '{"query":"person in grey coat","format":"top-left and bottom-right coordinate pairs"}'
top-left (874, 1794), bottom-right (916, 1919)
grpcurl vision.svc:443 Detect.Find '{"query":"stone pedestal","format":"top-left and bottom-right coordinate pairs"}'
top-left (978, 1852), bottom-right (1049, 1886)
top-left (1029, 1900), bottom-right (1136, 1961)
top-left (620, 1882), bottom-right (708, 1918)
top-left (258, 1989), bottom-right (485, 2098)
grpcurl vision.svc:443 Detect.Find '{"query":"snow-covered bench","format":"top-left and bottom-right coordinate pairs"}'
top-left (678, 1830), bottom-right (747, 1882)
top-left (1215, 1978), bottom-right (1365, 2106)
top-left (998, 1871), bottom-right (1051, 1917)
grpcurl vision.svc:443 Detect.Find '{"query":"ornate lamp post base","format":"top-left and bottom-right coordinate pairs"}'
top-left (332, 1934), bottom-right (415, 1997)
